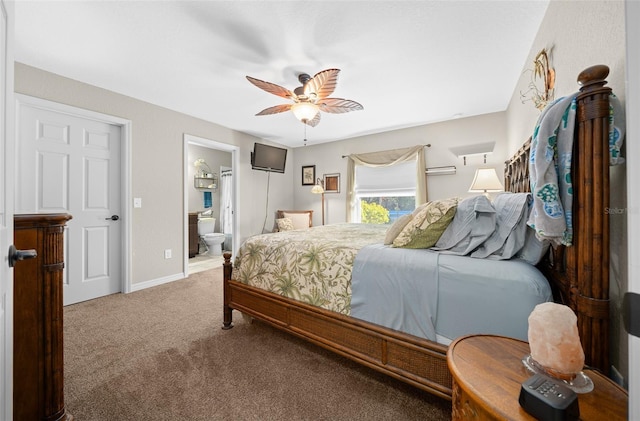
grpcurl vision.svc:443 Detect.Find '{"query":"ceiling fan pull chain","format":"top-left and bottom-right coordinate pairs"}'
top-left (303, 124), bottom-right (308, 146)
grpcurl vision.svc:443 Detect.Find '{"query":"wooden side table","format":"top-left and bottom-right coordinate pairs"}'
top-left (447, 334), bottom-right (628, 420)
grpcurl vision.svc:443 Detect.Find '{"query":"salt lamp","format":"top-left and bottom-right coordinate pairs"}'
top-left (527, 302), bottom-right (585, 379)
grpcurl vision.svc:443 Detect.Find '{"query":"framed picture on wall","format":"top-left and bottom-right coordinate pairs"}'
top-left (302, 165), bottom-right (316, 186)
top-left (323, 173), bottom-right (340, 193)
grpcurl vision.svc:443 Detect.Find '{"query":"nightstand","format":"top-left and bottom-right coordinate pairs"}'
top-left (446, 334), bottom-right (627, 420)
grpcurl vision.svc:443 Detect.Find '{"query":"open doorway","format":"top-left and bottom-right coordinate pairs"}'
top-left (183, 134), bottom-right (239, 276)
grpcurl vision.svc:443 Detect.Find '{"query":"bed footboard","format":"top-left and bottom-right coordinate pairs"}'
top-left (221, 252), bottom-right (453, 399)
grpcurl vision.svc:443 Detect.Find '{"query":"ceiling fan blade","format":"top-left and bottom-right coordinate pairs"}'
top-left (304, 68), bottom-right (340, 100)
top-left (246, 76), bottom-right (295, 99)
top-left (317, 98), bottom-right (364, 114)
top-left (255, 104), bottom-right (292, 116)
top-left (304, 112), bottom-right (321, 127)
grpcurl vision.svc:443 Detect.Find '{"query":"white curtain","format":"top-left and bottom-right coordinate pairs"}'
top-left (346, 145), bottom-right (427, 222)
top-left (219, 171), bottom-right (233, 234)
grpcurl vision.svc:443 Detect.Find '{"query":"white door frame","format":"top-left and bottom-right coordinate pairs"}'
top-left (183, 134), bottom-right (239, 275)
top-left (1, 0), bottom-right (13, 417)
top-left (625, 0), bottom-right (639, 418)
top-left (15, 94), bottom-right (133, 294)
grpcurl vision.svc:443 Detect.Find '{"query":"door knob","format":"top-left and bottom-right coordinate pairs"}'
top-left (8, 245), bottom-right (37, 268)
top-left (105, 215), bottom-right (120, 221)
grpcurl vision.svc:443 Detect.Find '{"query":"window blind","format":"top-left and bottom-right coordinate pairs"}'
top-left (355, 160), bottom-right (416, 196)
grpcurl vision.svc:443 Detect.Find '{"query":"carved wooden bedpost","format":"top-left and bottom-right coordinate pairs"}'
top-left (222, 251), bottom-right (234, 329)
top-left (572, 64), bottom-right (612, 374)
top-left (506, 65), bottom-right (613, 375)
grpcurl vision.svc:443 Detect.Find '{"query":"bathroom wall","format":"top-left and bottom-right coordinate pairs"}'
top-left (187, 144), bottom-right (232, 233)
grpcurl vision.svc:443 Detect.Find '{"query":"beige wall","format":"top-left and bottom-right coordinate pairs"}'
top-left (292, 112), bottom-right (507, 226)
top-left (506, 0), bottom-right (626, 154)
top-left (14, 62), bottom-right (294, 286)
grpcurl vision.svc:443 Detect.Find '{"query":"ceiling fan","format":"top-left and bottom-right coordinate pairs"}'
top-left (246, 68), bottom-right (363, 127)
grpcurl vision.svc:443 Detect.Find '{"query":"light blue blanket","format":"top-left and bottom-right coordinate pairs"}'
top-left (351, 244), bottom-right (439, 340)
top-left (350, 244), bottom-right (552, 343)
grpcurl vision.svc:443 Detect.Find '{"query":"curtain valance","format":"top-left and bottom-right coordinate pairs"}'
top-left (346, 145), bottom-right (427, 222)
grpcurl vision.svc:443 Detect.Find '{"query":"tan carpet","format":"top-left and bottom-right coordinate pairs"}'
top-left (64, 267), bottom-right (451, 420)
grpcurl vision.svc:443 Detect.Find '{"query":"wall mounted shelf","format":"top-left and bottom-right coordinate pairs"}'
top-left (194, 174), bottom-right (218, 190)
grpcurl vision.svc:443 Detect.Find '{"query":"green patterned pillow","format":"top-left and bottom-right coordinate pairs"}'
top-left (276, 217), bottom-right (294, 231)
top-left (392, 198), bottom-right (458, 248)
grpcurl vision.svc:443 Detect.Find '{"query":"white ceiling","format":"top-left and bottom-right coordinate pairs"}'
top-left (14, 1), bottom-right (550, 148)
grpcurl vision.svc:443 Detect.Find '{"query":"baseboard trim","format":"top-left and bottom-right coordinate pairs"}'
top-left (130, 272), bottom-right (186, 293)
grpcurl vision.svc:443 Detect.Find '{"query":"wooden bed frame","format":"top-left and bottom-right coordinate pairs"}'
top-left (223, 65), bottom-right (613, 400)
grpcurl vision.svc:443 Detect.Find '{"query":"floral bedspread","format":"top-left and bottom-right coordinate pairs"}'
top-left (232, 223), bottom-right (387, 314)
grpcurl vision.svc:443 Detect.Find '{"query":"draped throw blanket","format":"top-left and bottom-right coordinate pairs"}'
top-left (609, 94), bottom-right (625, 165)
top-left (527, 94), bottom-right (577, 246)
top-left (527, 94), bottom-right (625, 246)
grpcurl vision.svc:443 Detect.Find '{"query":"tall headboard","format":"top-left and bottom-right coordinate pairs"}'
top-left (504, 65), bottom-right (612, 374)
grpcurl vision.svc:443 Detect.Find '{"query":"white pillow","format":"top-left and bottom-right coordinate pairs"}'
top-left (283, 212), bottom-right (310, 230)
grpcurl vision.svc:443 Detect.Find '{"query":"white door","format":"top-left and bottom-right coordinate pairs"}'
top-left (0, 0), bottom-right (13, 417)
top-left (17, 103), bottom-right (122, 305)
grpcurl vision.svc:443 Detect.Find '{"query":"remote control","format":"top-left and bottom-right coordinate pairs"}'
top-left (519, 373), bottom-right (579, 420)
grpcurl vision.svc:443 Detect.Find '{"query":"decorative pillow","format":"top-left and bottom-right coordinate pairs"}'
top-left (411, 201), bottom-right (430, 217)
top-left (471, 193), bottom-right (530, 259)
top-left (384, 213), bottom-right (413, 245)
top-left (282, 212), bottom-right (311, 230)
top-left (392, 198), bottom-right (458, 248)
top-left (517, 226), bottom-right (551, 265)
top-left (432, 195), bottom-right (496, 255)
top-left (276, 217), bottom-right (294, 232)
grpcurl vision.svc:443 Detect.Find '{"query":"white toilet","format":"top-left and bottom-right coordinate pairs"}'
top-left (197, 217), bottom-right (225, 256)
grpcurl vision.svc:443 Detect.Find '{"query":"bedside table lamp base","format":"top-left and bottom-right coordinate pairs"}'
top-left (522, 354), bottom-right (594, 393)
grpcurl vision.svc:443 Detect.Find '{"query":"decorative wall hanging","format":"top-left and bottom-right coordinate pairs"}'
top-left (520, 48), bottom-right (556, 111)
top-left (302, 165), bottom-right (316, 186)
top-left (323, 173), bottom-right (340, 193)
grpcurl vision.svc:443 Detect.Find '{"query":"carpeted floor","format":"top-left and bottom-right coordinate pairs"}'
top-left (64, 267), bottom-right (451, 420)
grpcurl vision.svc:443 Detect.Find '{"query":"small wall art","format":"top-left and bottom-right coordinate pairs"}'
top-left (323, 173), bottom-right (340, 193)
top-left (302, 165), bottom-right (316, 186)
top-left (520, 48), bottom-right (555, 111)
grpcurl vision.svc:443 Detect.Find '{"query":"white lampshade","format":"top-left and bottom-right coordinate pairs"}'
top-left (469, 168), bottom-right (504, 194)
top-left (291, 102), bottom-right (319, 122)
top-left (311, 184), bottom-right (324, 194)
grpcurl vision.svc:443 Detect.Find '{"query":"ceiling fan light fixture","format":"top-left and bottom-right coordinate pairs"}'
top-left (291, 102), bottom-right (318, 122)
top-left (246, 68), bottom-right (362, 129)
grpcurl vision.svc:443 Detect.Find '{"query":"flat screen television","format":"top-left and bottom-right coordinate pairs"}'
top-left (251, 143), bottom-right (287, 173)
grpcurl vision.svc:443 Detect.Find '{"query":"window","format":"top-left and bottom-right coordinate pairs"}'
top-left (355, 161), bottom-right (416, 224)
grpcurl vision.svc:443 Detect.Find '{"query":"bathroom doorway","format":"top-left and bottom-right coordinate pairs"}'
top-left (183, 134), bottom-right (239, 276)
